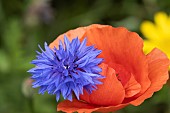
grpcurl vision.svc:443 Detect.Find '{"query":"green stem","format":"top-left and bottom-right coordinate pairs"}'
top-left (28, 97), bottom-right (34, 113)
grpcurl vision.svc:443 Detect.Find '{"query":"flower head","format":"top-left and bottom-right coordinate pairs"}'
top-left (140, 11), bottom-right (170, 58)
top-left (28, 35), bottom-right (103, 101)
top-left (52, 24), bottom-right (170, 113)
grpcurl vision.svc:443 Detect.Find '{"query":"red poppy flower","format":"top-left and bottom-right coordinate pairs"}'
top-left (49, 24), bottom-right (170, 113)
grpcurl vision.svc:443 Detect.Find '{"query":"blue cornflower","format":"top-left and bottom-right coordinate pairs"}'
top-left (28, 35), bottom-right (104, 101)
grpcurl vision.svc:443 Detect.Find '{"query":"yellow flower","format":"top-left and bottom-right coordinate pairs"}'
top-left (140, 11), bottom-right (170, 58)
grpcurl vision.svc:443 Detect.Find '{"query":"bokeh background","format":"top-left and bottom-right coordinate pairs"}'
top-left (0, 0), bottom-right (170, 113)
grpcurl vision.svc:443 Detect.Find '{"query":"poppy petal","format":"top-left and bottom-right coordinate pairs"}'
top-left (124, 74), bottom-right (141, 98)
top-left (130, 48), bottom-right (169, 106)
top-left (57, 99), bottom-right (97, 113)
top-left (49, 24), bottom-right (109, 49)
top-left (49, 27), bottom-right (86, 49)
top-left (112, 63), bottom-right (131, 87)
top-left (83, 24), bottom-right (151, 96)
top-left (57, 99), bottom-right (128, 113)
top-left (50, 24), bottom-right (151, 102)
top-left (94, 104), bottom-right (128, 113)
top-left (80, 63), bottom-right (125, 106)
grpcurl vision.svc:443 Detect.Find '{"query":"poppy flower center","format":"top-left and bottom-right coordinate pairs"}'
top-left (113, 64), bottom-right (131, 86)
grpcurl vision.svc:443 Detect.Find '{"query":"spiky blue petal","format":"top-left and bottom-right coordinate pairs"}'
top-left (28, 35), bottom-right (104, 101)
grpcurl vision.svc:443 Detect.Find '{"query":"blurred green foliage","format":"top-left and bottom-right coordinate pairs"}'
top-left (0, 0), bottom-right (170, 113)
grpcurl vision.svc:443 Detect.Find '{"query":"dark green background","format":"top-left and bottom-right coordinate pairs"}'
top-left (0, 0), bottom-right (170, 113)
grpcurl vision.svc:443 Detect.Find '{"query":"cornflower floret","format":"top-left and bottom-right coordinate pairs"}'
top-left (28, 36), bottom-right (104, 101)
